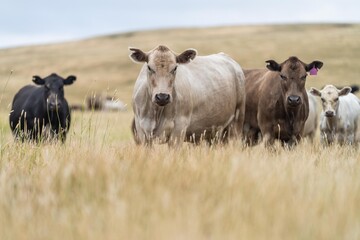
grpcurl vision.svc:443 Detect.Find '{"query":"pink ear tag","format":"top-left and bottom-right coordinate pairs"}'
top-left (309, 67), bottom-right (318, 75)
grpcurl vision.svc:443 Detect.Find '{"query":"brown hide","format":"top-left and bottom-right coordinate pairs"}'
top-left (244, 57), bottom-right (323, 146)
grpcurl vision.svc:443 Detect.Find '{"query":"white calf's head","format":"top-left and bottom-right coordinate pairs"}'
top-left (310, 85), bottom-right (351, 117)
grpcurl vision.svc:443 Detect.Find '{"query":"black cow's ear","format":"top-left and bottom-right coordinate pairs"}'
top-left (32, 75), bottom-right (45, 85)
top-left (129, 47), bottom-right (148, 63)
top-left (64, 75), bottom-right (76, 85)
top-left (176, 49), bottom-right (197, 64)
top-left (265, 60), bottom-right (281, 71)
top-left (306, 61), bottom-right (323, 72)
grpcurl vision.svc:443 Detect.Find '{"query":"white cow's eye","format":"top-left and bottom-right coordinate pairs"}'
top-left (334, 98), bottom-right (339, 102)
top-left (171, 66), bottom-right (177, 74)
top-left (147, 66), bottom-right (155, 74)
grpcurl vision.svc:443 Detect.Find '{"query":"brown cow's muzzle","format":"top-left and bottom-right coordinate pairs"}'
top-left (154, 93), bottom-right (170, 106)
top-left (287, 95), bottom-right (301, 107)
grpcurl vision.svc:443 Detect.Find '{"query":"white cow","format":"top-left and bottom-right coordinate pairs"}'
top-left (302, 91), bottom-right (318, 140)
top-left (130, 45), bottom-right (246, 146)
top-left (310, 85), bottom-right (360, 145)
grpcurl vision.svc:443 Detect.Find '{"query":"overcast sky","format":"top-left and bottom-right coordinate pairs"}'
top-left (1, 0), bottom-right (359, 49)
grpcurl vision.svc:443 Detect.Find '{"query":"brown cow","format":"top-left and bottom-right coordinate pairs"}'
top-left (243, 57), bottom-right (323, 146)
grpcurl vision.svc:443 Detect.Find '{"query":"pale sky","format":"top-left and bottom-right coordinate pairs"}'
top-left (1, 0), bottom-right (359, 49)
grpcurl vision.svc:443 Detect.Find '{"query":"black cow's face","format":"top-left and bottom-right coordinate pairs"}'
top-left (33, 73), bottom-right (76, 111)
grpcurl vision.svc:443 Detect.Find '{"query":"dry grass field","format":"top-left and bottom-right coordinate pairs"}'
top-left (0, 24), bottom-right (360, 239)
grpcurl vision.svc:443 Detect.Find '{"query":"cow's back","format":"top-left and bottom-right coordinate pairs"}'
top-left (176, 54), bottom-right (245, 133)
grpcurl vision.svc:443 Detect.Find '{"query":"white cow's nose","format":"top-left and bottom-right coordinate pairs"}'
top-left (325, 110), bottom-right (335, 117)
top-left (155, 93), bottom-right (170, 106)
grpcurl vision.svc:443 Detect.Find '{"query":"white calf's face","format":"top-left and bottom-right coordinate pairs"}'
top-left (310, 85), bottom-right (351, 118)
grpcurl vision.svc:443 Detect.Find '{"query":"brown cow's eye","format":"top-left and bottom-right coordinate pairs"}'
top-left (300, 75), bottom-right (307, 80)
top-left (280, 74), bottom-right (287, 80)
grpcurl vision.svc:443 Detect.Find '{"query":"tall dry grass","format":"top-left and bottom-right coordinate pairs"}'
top-left (0, 24), bottom-right (360, 239)
top-left (1, 110), bottom-right (360, 240)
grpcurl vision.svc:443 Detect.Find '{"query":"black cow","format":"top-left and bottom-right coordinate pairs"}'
top-left (9, 73), bottom-right (76, 142)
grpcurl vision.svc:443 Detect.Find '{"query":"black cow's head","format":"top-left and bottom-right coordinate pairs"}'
top-left (32, 73), bottom-right (76, 111)
top-left (266, 57), bottom-right (323, 109)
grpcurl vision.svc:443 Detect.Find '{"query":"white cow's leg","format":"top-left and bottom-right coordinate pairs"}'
top-left (134, 119), bottom-right (151, 146)
top-left (168, 117), bottom-right (189, 147)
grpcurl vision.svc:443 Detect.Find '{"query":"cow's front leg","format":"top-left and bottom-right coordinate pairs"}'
top-left (168, 117), bottom-right (189, 147)
top-left (134, 118), bottom-right (153, 146)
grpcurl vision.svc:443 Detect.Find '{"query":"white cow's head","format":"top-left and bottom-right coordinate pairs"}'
top-left (129, 45), bottom-right (197, 106)
top-left (310, 85), bottom-right (351, 117)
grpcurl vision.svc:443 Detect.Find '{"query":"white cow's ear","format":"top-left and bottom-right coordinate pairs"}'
top-left (338, 87), bottom-right (352, 96)
top-left (176, 49), bottom-right (197, 64)
top-left (309, 87), bottom-right (321, 97)
top-left (129, 47), bottom-right (148, 63)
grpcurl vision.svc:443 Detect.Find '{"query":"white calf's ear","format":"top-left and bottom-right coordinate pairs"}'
top-left (309, 87), bottom-right (321, 97)
top-left (338, 87), bottom-right (352, 96)
top-left (129, 47), bottom-right (148, 63)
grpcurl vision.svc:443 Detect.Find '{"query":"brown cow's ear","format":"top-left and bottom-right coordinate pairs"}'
top-left (338, 87), bottom-right (351, 96)
top-left (64, 75), bottom-right (76, 85)
top-left (265, 60), bottom-right (281, 71)
top-left (306, 61), bottom-right (323, 72)
top-left (32, 75), bottom-right (45, 85)
top-left (309, 87), bottom-right (321, 97)
top-left (176, 49), bottom-right (197, 64)
top-left (129, 47), bottom-right (148, 63)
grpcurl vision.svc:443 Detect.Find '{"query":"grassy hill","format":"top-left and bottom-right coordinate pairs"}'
top-left (1, 24), bottom-right (359, 109)
top-left (1, 24), bottom-right (360, 240)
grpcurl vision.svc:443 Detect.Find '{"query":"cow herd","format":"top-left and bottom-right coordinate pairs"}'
top-left (8, 45), bottom-right (360, 148)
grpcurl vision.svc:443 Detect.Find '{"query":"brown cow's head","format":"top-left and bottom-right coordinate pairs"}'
top-left (129, 45), bottom-right (197, 106)
top-left (266, 57), bottom-right (323, 109)
top-left (310, 85), bottom-right (351, 117)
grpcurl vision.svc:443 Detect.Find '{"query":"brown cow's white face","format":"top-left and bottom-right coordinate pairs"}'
top-left (129, 45), bottom-right (197, 107)
top-left (310, 85), bottom-right (351, 117)
top-left (266, 57), bottom-right (323, 109)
